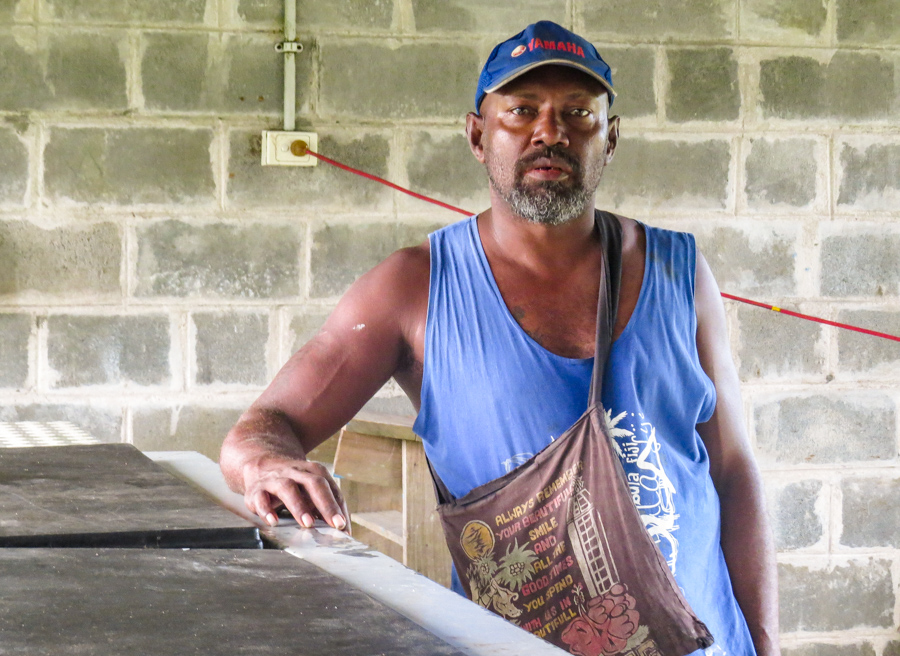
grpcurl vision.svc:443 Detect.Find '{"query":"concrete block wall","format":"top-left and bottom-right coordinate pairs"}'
top-left (0, 0), bottom-right (897, 648)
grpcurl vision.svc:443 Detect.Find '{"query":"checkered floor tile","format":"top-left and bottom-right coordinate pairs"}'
top-left (0, 422), bottom-right (101, 448)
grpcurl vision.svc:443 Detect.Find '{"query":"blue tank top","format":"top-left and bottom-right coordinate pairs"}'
top-left (413, 216), bottom-right (756, 656)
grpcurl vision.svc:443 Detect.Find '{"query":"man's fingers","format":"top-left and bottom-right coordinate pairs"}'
top-left (294, 465), bottom-right (346, 530)
top-left (245, 461), bottom-right (348, 531)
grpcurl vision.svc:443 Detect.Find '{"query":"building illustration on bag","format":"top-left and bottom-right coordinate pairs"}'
top-left (561, 474), bottom-right (659, 656)
top-left (567, 475), bottom-right (618, 597)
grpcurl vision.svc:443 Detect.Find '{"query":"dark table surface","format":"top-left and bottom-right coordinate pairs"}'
top-left (0, 444), bottom-right (260, 548)
top-left (0, 548), bottom-right (465, 655)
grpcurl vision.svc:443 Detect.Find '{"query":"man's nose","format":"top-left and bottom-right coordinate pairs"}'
top-left (531, 110), bottom-right (569, 148)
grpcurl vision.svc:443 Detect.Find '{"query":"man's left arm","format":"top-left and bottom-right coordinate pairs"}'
top-left (694, 252), bottom-right (780, 656)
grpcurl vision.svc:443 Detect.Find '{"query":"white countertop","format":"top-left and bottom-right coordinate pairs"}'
top-left (147, 450), bottom-right (566, 656)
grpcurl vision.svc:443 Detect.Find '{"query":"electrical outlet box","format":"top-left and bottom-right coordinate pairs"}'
top-left (261, 131), bottom-right (318, 167)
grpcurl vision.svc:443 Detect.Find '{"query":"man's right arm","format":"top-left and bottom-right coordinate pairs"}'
top-left (219, 244), bottom-right (430, 529)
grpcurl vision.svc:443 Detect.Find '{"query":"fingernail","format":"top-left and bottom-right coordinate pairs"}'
top-left (332, 515), bottom-right (346, 530)
top-left (301, 513), bottom-right (315, 528)
top-left (265, 513), bottom-right (278, 527)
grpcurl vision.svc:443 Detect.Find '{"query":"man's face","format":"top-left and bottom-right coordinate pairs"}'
top-left (470, 65), bottom-right (618, 226)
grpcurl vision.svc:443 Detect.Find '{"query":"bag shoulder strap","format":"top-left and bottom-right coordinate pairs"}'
top-left (589, 210), bottom-right (624, 407)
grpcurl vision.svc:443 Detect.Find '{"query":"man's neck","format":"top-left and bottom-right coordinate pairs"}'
top-left (478, 195), bottom-right (601, 274)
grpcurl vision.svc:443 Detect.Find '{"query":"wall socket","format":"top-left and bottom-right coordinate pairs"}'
top-left (261, 131), bottom-right (318, 166)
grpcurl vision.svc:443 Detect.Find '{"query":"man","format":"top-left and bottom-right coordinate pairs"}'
top-left (220, 21), bottom-right (778, 656)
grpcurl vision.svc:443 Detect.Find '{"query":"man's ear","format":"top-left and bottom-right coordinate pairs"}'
top-left (604, 115), bottom-right (620, 165)
top-left (466, 112), bottom-right (486, 163)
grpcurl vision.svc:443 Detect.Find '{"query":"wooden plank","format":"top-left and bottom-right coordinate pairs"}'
top-left (402, 440), bottom-right (453, 587)
top-left (306, 432), bottom-right (340, 466)
top-left (346, 412), bottom-right (420, 442)
top-left (342, 479), bottom-right (401, 515)
top-left (353, 510), bottom-right (404, 545)
top-left (333, 430), bottom-right (402, 488)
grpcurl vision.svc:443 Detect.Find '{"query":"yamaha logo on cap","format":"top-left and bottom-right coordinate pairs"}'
top-left (474, 21), bottom-right (616, 113)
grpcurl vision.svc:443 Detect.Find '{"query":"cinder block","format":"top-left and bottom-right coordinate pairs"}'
top-left (754, 394), bottom-right (896, 465)
top-left (0, 314), bottom-right (30, 388)
top-left (320, 40), bottom-right (479, 119)
top-left (224, 33), bottom-right (311, 114)
top-left (784, 643), bottom-right (876, 656)
top-left (741, 0), bottom-right (828, 40)
top-left (48, 0), bottom-right (205, 23)
top-left (47, 315), bottom-right (170, 388)
top-left (238, 0), bottom-right (393, 29)
top-left (193, 312), bottom-right (268, 386)
top-left (47, 30), bottom-right (127, 110)
top-left (837, 142), bottom-right (900, 210)
top-left (363, 394), bottom-right (416, 418)
top-left (45, 128), bottom-right (214, 205)
top-left (821, 232), bottom-right (900, 297)
top-left (666, 48), bottom-right (739, 122)
top-left (288, 310), bottom-right (331, 353)
top-left (837, 0), bottom-right (900, 44)
top-left (146, 32), bottom-right (300, 114)
top-left (885, 642), bottom-right (900, 656)
top-left (141, 33), bottom-right (210, 112)
top-left (406, 131), bottom-right (488, 211)
top-left (227, 129), bottom-right (392, 210)
top-left (779, 559), bottom-right (894, 631)
top-left (841, 478), bottom-right (900, 548)
top-left (0, 1), bottom-right (16, 21)
top-left (411, 0), bottom-right (566, 32)
top-left (0, 127), bottom-right (28, 205)
top-left (766, 479), bottom-right (823, 550)
top-left (760, 53), bottom-right (895, 120)
top-left (310, 222), bottom-right (438, 298)
top-left (694, 225), bottom-right (797, 296)
top-left (604, 46), bottom-right (656, 119)
top-left (583, 0), bottom-right (735, 40)
top-left (0, 404), bottom-right (122, 442)
top-left (0, 31), bottom-right (126, 111)
top-left (0, 35), bottom-right (48, 109)
top-left (133, 406), bottom-right (243, 461)
top-left (745, 137), bottom-right (817, 208)
top-left (0, 221), bottom-right (121, 297)
top-left (837, 310), bottom-right (900, 375)
top-left (737, 305), bottom-right (823, 380)
top-left (135, 220), bottom-right (302, 299)
top-left (598, 138), bottom-right (730, 210)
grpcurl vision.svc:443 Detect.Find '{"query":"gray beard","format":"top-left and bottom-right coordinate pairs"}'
top-left (498, 180), bottom-right (594, 226)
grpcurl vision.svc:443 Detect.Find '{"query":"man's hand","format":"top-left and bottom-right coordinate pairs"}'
top-left (221, 407), bottom-right (351, 530)
top-left (241, 454), bottom-right (348, 530)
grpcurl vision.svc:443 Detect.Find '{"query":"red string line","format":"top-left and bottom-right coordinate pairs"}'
top-left (307, 150), bottom-right (470, 216)
top-left (306, 149), bottom-right (900, 343)
top-left (720, 294), bottom-right (900, 343)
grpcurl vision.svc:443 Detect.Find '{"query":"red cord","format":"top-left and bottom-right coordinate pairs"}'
top-left (307, 150), bottom-right (470, 216)
top-left (720, 293), bottom-right (900, 343)
top-left (306, 149), bottom-right (900, 343)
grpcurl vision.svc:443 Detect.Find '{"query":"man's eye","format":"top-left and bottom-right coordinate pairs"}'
top-left (570, 109), bottom-right (591, 118)
top-left (510, 107), bottom-right (532, 116)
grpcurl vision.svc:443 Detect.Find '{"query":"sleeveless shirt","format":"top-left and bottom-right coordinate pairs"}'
top-left (413, 216), bottom-right (756, 656)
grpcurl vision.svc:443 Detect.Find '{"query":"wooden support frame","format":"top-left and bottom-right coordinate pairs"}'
top-left (332, 413), bottom-right (452, 587)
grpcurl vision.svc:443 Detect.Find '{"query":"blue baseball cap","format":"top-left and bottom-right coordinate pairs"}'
top-left (475, 21), bottom-right (616, 113)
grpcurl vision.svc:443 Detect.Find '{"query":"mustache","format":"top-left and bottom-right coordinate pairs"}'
top-left (515, 146), bottom-right (582, 176)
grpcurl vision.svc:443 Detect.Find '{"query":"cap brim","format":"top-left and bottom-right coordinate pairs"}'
top-left (483, 59), bottom-right (616, 100)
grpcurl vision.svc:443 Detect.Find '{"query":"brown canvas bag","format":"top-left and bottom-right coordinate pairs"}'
top-left (430, 212), bottom-right (715, 656)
